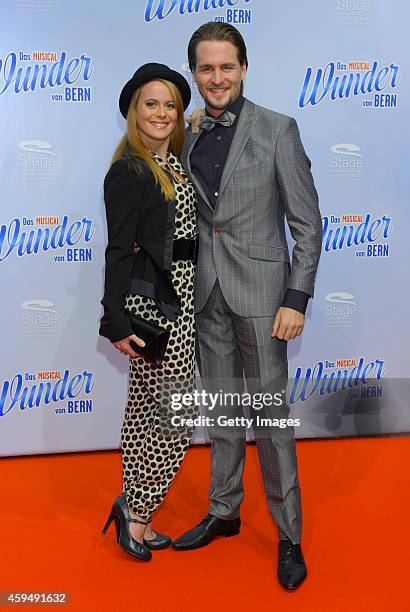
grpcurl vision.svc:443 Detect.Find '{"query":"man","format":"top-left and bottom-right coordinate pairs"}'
top-left (172, 22), bottom-right (322, 591)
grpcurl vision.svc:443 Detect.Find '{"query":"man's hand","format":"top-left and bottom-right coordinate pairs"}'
top-left (272, 307), bottom-right (304, 341)
top-left (187, 108), bottom-right (205, 133)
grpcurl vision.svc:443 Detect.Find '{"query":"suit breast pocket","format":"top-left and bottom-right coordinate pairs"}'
top-left (237, 158), bottom-right (261, 169)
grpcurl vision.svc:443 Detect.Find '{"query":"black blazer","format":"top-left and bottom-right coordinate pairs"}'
top-left (99, 157), bottom-right (181, 343)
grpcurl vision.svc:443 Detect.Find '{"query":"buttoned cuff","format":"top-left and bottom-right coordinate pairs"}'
top-left (281, 289), bottom-right (310, 315)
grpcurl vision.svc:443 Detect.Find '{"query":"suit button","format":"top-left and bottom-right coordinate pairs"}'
top-left (214, 227), bottom-right (222, 235)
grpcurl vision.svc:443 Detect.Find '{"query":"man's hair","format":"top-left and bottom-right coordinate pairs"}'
top-left (187, 21), bottom-right (248, 72)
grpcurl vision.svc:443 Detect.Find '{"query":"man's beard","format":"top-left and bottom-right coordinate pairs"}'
top-left (204, 90), bottom-right (238, 113)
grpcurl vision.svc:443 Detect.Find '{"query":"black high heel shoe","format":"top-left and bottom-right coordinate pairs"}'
top-left (101, 494), bottom-right (152, 561)
top-left (143, 530), bottom-right (172, 550)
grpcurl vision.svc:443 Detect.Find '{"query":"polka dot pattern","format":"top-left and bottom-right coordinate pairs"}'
top-left (121, 152), bottom-right (197, 520)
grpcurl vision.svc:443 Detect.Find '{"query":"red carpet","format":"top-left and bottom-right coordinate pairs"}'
top-left (1, 436), bottom-right (409, 610)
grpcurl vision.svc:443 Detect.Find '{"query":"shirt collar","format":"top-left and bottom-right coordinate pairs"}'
top-left (227, 94), bottom-right (245, 118)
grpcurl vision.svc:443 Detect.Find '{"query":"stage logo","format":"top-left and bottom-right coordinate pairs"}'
top-left (0, 215), bottom-right (94, 263)
top-left (181, 62), bottom-right (204, 109)
top-left (0, 51), bottom-right (93, 102)
top-left (323, 292), bottom-right (358, 328)
top-left (290, 356), bottom-right (384, 405)
top-left (18, 140), bottom-right (57, 180)
top-left (20, 299), bottom-right (59, 338)
top-left (0, 369), bottom-right (94, 418)
top-left (322, 213), bottom-right (392, 258)
top-left (299, 60), bottom-right (400, 109)
top-left (336, 0), bottom-right (372, 25)
top-left (15, 0), bottom-right (55, 14)
top-left (329, 144), bottom-right (364, 182)
top-left (144, 0), bottom-right (252, 24)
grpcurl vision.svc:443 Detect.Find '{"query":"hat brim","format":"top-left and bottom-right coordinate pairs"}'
top-left (119, 67), bottom-right (191, 118)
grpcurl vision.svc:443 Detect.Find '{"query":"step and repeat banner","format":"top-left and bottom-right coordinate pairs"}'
top-left (1, 1), bottom-right (409, 456)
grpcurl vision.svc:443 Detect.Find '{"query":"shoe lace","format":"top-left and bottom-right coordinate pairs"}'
top-left (280, 542), bottom-right (303, 563)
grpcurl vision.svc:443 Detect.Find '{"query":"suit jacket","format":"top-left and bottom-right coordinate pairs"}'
top-left (99, 157), bottom-right (182, 343)
top-left (182, 98), bottom-right (322, 316)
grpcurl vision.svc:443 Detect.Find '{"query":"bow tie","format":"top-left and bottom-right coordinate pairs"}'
top-left (198, 110), bottom-right (236, 132)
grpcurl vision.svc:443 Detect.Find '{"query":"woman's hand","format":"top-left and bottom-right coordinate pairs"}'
top-left (187, 108), bottom-right (205, 133)
top-left (113, 334), bottom-right (145, 359)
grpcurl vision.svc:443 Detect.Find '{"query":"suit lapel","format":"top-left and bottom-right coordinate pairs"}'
top-left (217, 99), bottom-right (259, 206)
top-left (183, 99), bottom-right (260, 212)
top-left (183, 128), bottom-right (213, 210)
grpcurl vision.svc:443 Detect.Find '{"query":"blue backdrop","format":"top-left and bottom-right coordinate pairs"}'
top-left (1, 0), bottom-right (409, 455)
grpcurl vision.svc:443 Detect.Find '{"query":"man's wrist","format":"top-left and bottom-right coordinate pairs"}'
top-left (281, 289), bottom-right (310, 315)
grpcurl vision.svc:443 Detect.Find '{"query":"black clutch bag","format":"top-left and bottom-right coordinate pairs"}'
top-left (126, 309), bottom-right (170, 366)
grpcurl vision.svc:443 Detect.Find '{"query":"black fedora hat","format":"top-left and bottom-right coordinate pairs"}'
top-left (119, 63), bottom-right (191, 118)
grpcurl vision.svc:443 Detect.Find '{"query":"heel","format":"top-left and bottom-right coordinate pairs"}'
top-left (223, 520), bottom-right (240, 538)
top-left (105, 494), bottom-right (152, 561)
top-left (114, 516), bottom-right (121, 542)
top-left (101, 511), bottom-right (115, 536)
top-left (224, 529), bottom-right (240, 538)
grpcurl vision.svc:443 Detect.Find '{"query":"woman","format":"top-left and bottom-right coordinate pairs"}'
top-left (100, 63), bottom-right (197, 561)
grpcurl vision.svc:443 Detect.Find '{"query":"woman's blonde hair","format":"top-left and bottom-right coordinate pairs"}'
top-left (112, 79), bottom-right (185, 201)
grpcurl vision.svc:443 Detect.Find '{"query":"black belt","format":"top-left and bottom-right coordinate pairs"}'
top-left (172, 238), bottom-right (198, 262)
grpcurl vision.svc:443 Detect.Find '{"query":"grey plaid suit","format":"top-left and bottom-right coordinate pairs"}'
top-left (182, 98), bottom-right (322, 544)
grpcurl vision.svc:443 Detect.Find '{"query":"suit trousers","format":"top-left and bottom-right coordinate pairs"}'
top-left (196, 280), bottom-right (303, 544)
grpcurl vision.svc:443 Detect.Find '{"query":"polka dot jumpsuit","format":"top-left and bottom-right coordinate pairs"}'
top-left (122, 152), bottom-right (197, 521)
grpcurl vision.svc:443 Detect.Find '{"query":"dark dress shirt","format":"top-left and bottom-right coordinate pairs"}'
top-left (190, 95), bottom-right (310, 315)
